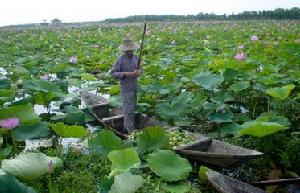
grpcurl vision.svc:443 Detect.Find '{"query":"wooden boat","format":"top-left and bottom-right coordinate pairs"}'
top-left (80, 91), bottom-right (163, 139)
top-left (206, 170), bottom-right (266, 193)
top-left (175, 134), bottom-right (263, 168)
top-left (80, 91), bottom-right (263, 167)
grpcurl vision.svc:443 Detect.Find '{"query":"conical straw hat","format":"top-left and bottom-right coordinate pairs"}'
top-left (118, 33), bottom-right (140, 51)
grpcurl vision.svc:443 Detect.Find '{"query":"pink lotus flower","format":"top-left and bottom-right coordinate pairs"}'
top-left (234, 52), bottom-right (246, 61)
top-left (251, 35), bottom-right (259, 41)
top-left (238, 45), bottom-right (244, 49)
top-left (69, 56), bottom-right (78, 64)
top-left (40, 74), bottom-right (50, 81)
top-left (0, 118), bottom-right (20, 130)
top-left (48, 160), bottom-right (54, 174)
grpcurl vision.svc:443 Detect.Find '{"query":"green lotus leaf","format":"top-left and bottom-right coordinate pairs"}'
top-left (61, 105), bottom-right (86, 126)
top-left (174, 118), bottom-right (194, 127)
top-left (223, 69), bottom-right (240, 81)
top-left (239, 121), bottom-right (288, 137)
top-left (32, 92), bottom-right (56, 105)
top-left (80, 73), bottom-right (97, 81)
top-left (156, 102), bottom-right (190, 121)
top-left (109, 96), bottom-right (122, 107)
top-left (14, 57), bottom-right (30, 65)
top-left (0, 175), bottom-right (36, 193)
top-left (220, 123), bottom-right (242, 136)
top-left (253, 83), bottom-right (268, 92)
top-left (211, 92), bottom-right (234, 103)
top-left (144, 65), bottom-right (161, 75)
top-left (0, 104), bottom-right (40, 126)
top-left (159, 88), bottom-right (171, 95)
top-left (109, 172), bottom-right (144, 193)
top-left (190, 94), bottom-right (207, 107)
top-left (256, 112), bottom-right (291, 127)
top-left (208, 111), bottom-right (234, 123)
top-left (89, 129), bottom-right (124, 156)
top-left (257, 76), bottom-right (278, 85)
top-left (0, 78), bottom-right (11, 89)
top-left (1, 152), bottom-right (63, 180)
top-left (146, 150), bottom-right (192, 181)
top-left (294, 93), bottom-right (300, 100)
top-left (229, 81), bottom-right (250, 92)
top-left (61, 106), bottom-right (87, 125)
top-left (47, 63), bottom-right (68, 73)
top-left (108, 148), bottom-right (141, 176)
top-left (13, 122), bottom-right (50, 142)
top-left (202, 102), bottom-right (221, 113)
top-left (64, 112), bottom-right (86, 126)
top-left (141, 83), bottom-right (161, 92)
top-left (98, 177), bottom-right (114, 193)
top-left (162, 182), bottom-right (191, 193)
top-left (162, 71), bottom-right (176, 84)
top-left (108, 85), bottom-right (120, 96)
top-left (0, 89), bottom-right (15, 104)
top-left (137, 126), bottom-right (170, 154)
top-left (156, 92), bottom-right (193, 121)
top-left (209, 59), bottom-right (238, 71)
top-left (51, 122), bottom-right (88, 138)
top-left (0, 147), bottom-right (12, 161)
top-left (24, 79), bottom-right (64, 95)
top-left (12, 65), bottom-right (30, 76)
top-left (63, 105), bottom-right (82, 114)
top-left (192, 72), bottom-right (223, 90)
top-left (266, 84), bottom-right (295, 99)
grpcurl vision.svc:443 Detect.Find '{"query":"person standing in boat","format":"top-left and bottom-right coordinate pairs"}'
top-left (110, 34), bottom-right (142, 133)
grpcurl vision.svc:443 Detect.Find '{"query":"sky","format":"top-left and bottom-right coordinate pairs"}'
top-left (0, 0), bottom-right (299, 27)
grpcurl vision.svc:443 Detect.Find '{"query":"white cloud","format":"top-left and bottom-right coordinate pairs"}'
top-left (0, 0), bottom-right (299, 26)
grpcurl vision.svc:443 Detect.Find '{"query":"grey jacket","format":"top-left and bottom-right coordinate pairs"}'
top-left (110, 54), bottom-right (142, 93)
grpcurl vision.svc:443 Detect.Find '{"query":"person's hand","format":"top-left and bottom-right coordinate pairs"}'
top-left (121, 72), bottom-right (131, 76)
top-left (131, 70), bottom-right (138, 77)
top-left (122, 71), bottom-right (138, 77)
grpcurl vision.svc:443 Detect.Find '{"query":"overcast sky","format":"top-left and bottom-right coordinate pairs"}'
top-left (0, 0), bottom-right (299, 26)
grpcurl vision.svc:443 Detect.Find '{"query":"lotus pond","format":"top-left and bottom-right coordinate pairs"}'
top-left (0, 20), bottom-right (300, 193)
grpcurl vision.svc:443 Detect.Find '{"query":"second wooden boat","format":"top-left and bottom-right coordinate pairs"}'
top-left (175, 134), bottom-right (263, 168)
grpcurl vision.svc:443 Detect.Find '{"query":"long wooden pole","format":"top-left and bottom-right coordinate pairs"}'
top-left (138, 18), bottom-right (147, 66)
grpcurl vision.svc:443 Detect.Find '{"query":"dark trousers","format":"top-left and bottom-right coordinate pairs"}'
top-left (122, 90), bottom-right (137, 132)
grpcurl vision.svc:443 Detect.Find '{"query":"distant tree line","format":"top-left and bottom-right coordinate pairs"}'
top-left (105, 7), bottom-right (300, 22)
